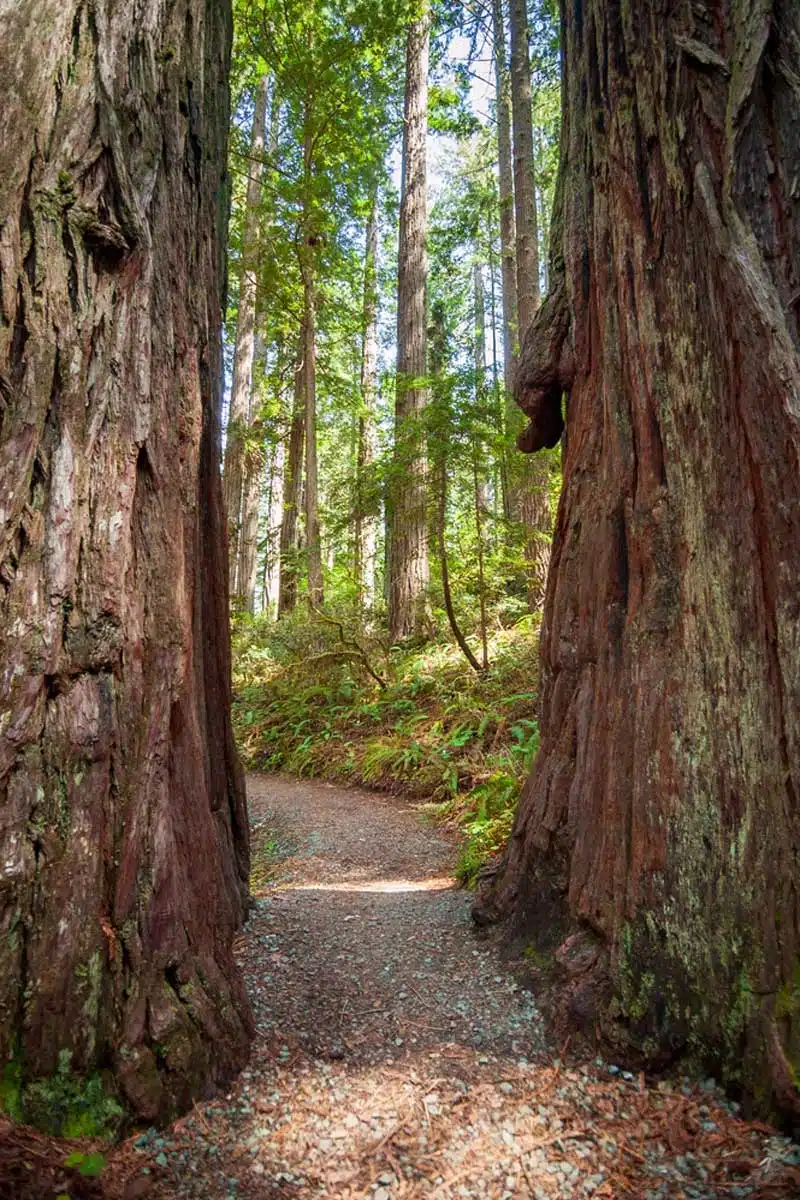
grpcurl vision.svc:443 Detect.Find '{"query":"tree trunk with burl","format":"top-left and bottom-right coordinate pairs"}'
top-left (0, 0), bottom-right (252, 1123)
top-left (476, 0), bottom-right (800, 1122)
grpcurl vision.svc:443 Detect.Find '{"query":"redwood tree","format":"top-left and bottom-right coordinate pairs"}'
top-left (0, 0), bottom-right (251, 1121)
top-left (479, 0), bottom-right (800, 1119)
top-left (389, 2), bottom-right (431, 643)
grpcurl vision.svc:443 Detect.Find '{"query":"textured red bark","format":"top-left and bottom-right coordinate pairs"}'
top-left (0, 0), bottom-right (251, 1121)
top-left (478, 0), bottom-right (800, 1119)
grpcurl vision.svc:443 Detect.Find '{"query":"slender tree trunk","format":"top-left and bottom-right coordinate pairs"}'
top-left (472, 264), bottom-right (490, 669)
top-left (389, 3), bottom-right (431, 643)
top-left (492, 0), bottom-right (516, 526)
top-left (262, 358), bottom-right (287, 615)
top-left (236, 330), bottom-right (265, 614)
top-left (437, 458), bottom-right (482, 676)
top-left (473, 456), bottom-right (490, 672)
top-left (508, 0), bottom-right (552, 609)
top-left (238, 93), bottom-right (281, 613)
top-left (478, 0), bottom-right (800, 1123)
top-left (355, 194), bottom-right (380, 610)
top-left (492, 0), bottom-right (519, 393)
top-left (0, 0), bottom-right (251, 1122)
top-left (263, 437), bottom-right (285, 614)
top-left (223, 74), bottom-right (269, 597)
top-left (472, 263), bottom-right (490, 514)
top-left (303, 263), bottom-right (323, 606)
top-left (299, 100), bottom-right (323, 610)
top-left (487, 240), bottom-right (512, 525)
top-left (508, 0), bottom-right (540, 335)
top-left (430, 307), bottom-right (481, 675)
top-left (277, 347), bottom-right (305, 617)
top-left (238, 420), bottom-right (263, 614)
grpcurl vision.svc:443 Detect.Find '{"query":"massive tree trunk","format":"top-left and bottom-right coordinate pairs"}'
top-left (0, 0), bottom-right (251, 1122)
top-left (389, 4), bottom-right (431, 643)
top-left (479, 0), bottom-right (800, 1121)
top-left (354, 196), bottom-right (379, 611)
top-left (223, 73), bottom-right (269, 600)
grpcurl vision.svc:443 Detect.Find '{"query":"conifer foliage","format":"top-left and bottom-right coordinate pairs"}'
top-left (224, 0), bottom-right (562, 638)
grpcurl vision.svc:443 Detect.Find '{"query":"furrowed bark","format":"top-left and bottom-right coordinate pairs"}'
top-left (0, 0), bottom-right (252, 1121)
top-left (479, 0), bottom-right (800, 1122)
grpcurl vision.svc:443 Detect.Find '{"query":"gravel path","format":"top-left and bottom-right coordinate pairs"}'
top-left (129, 775), bottom-right (799, 1199)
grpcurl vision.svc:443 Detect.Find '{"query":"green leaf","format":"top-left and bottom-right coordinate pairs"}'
top-left (64, 1151), bottom-right (106, 1178)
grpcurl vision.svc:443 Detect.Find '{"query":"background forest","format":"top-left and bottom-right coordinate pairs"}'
top-left (225, 0), bottom-right (562, 878)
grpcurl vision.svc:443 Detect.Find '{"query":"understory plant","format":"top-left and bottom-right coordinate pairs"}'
top-left (232, 607), bottom-right (540, 883)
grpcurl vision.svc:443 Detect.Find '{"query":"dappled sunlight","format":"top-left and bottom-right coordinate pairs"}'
top-left (287, 876), bottom-right (456, 894)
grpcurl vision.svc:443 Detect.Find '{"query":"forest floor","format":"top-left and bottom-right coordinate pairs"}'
top-left (117, 774), bottom-right (798, 1199)
top-left (4, 774), bottom-right (799, 1199)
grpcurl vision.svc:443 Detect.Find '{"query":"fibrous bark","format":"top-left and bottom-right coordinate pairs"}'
top-left (479, 0), bottom-right (800, 1120)
top-left (223, 74), bottom-right (269, 601)
top-left (389, 4), bottom-right (431, 643)
top-left (0, 0), bottom-right (251, 1121)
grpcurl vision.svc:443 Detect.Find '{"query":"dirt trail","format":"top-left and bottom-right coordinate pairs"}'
top-left (132, 776), bottom-right (797, 1199)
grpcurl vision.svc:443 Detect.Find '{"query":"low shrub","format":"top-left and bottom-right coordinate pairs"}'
top-left (232, 608), bottom-right (541, 883)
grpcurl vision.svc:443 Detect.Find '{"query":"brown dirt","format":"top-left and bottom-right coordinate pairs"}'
top-left (2, 774), bottom-right (798, 1198)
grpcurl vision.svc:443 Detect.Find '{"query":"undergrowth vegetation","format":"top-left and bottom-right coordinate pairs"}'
top-left (232, 609), bottom-right (541, 884)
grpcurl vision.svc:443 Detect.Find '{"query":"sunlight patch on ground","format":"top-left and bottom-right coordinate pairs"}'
top-left (286, 876), bottom-right (455, 894)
